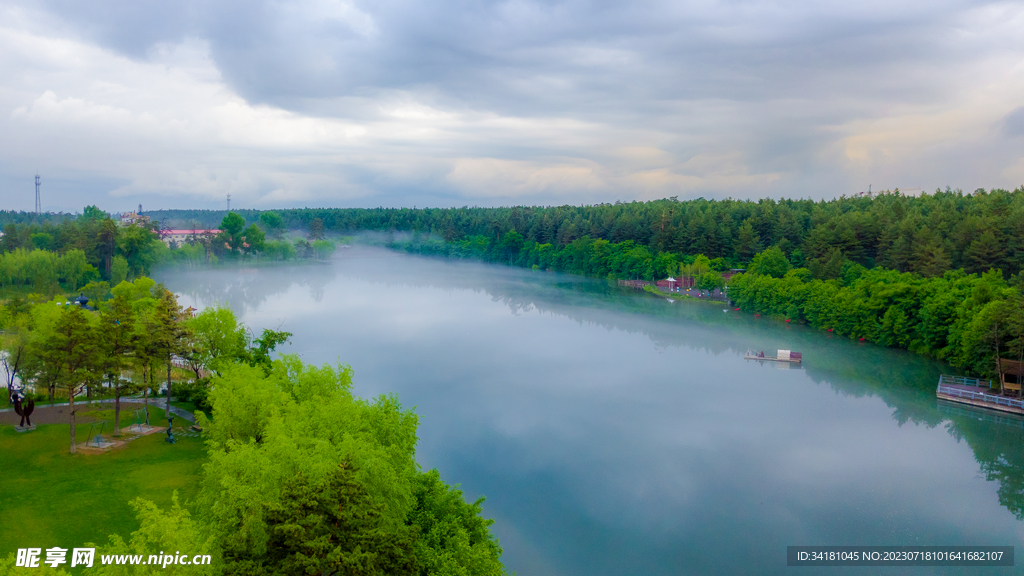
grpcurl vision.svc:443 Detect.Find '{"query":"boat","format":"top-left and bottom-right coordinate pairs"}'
top-left (744, 349), bottom-right (802, 363)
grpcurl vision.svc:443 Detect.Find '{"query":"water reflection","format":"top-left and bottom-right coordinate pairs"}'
top-left (158, 248), bottom-right (1024, 575)
top-left (166, 262), bottom-right (337, 314)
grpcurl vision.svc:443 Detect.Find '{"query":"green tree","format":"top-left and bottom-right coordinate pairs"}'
top-left (218, 212), bottom-right (246, 253)
top-left (59, 249), bottom-right (96, 292)
top-left (690, 254), bottom-right (711, 278)
top-left (82, 205), bottom-right (107, 221)
top-left (309, 217), bottom-right (325, 240)
top-left (311, 239), bottom-right (335, 261)
top-left (97, 218), bottom-right (119, 278)
top-left (293, 238), bottom-right (312, 259)
top-left (196, 359), bottom-right (420, 565)
top-left (92, 494), bottom-right (219, 576)
top-left (410, 469), bottom-right (506, 576)
top-left (35, 304), bottom-right (99, 453)
top-left (696, 270), bottom-right (725, 291)
top-left (111, 255), bottom-right (129, 286)
top-left (241, 224), bottom-right (265, 258)
top-left (748, 247), bottom-right (790, 278)
top-left (244, 329), bottom-right (292, 372)
top-left (150, 289), bottom-right (191, 417)
top-left (98, 289), bottom-right (138, 436)
top-left (734, 220), bottom-right (762, 260)
top-left (111, 278), bottom-right (160, 425)
top-left (184, 305), bottom-right (247, 379)
top-left (259, 211), bottom-right (285, 240)
top-left (225, 463), bottom-right (420, 576)
top-left (30, 232), bottom-right (53, 251)
top-left (117, 226), bottom-right (160, 278)
top-left (965, 230), bottom-right (1006, 275)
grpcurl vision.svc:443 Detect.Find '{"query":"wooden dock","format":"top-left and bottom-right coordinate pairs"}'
top-left (935, 375), bottom-right (1024, 416)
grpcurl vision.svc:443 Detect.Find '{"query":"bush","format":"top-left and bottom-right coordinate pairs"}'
top-left (171, 378), bottom-right (212, 413)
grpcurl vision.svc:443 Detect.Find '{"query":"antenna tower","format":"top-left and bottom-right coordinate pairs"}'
top-left (35, 174), bottom-right (41, 214)
top-left (227, 193), bottom-right (231, 211)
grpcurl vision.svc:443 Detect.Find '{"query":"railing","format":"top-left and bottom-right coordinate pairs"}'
top-left (937, 384), bottom-right (1024, 410)
top-left (938, 374), bottom-right (990, 388)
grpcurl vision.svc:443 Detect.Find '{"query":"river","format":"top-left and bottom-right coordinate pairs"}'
top-left (161, 246), bottom-right (1024, 575)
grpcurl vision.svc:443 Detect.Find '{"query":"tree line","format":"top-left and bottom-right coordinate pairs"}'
top-left (148, 187), bottom-right (1024, 280)
top-left (0, 209), bottom-right (338, 298)
top-left (728, 248), bottom-right (1024, 380)
top-left (0, 280), bottom-right (507, 576)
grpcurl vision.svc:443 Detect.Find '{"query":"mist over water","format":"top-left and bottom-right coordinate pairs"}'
top-left (160, 247), bottom-right (1024, 575)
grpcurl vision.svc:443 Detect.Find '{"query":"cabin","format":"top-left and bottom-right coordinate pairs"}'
top-left (721, 268), bottom-right (746, 282)
top-left (999, 359), bottom-right (1024, 397)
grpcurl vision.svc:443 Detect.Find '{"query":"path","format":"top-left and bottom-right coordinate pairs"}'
top-left (1, 398), bottom-right (197, 424)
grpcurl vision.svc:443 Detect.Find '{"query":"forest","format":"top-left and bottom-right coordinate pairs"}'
top-left (145, 187), bottom-right (1024, 280)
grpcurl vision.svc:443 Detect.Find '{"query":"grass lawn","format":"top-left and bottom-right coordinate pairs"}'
top-left (170, 400), bottom-right (209, 420)
top-left (0, 408), bottom-right (206, 558)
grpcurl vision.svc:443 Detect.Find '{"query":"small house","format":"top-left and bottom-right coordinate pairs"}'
top-left (999, 359), bottom-right (1024, 397)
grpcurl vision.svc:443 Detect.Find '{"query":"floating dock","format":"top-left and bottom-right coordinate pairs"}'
top-left (744, 349), bottom-right (802, 363)
top-left (935, 375), bottom-right (1024, 416)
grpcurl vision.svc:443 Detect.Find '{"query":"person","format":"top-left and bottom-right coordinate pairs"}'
top-left (759, 350), bottom-right (765, 357)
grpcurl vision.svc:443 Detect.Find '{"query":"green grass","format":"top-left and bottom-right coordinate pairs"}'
top-left (0, 409), bottom-right (206, 558)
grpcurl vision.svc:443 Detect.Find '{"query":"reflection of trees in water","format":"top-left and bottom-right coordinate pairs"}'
top-left (162, 248), bottom-right (1024, 520)
top-left (941, 405), bottom-right (1024, 519)
top-left (157, 263), bottom-right (337, 314)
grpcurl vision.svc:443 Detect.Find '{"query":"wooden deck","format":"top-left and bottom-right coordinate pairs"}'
top-left (936, 375), bottom-right (1024, 416)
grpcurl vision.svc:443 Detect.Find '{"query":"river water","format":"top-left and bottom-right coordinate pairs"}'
top-left (161, 247), bottom-right (1024, 575)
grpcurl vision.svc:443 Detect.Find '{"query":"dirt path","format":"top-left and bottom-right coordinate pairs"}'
top-left (0, 401), bottom-right (159, 426)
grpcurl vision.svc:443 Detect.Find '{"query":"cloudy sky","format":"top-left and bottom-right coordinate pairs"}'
top-left (2, 0), bottom-right (1023, 212)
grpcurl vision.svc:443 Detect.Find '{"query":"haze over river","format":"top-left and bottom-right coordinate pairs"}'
top-left (161, 247), bottom-right (1024, 575)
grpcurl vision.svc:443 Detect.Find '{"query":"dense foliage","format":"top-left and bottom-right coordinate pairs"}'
top-left (728, 265), bottom-right (1024, 378)
top-left (149, 187), bottom-right (1024, 279)
top-left (0, 285), bottom-right (506, 575)
top-left (0, 209), bottom-right (339, 298)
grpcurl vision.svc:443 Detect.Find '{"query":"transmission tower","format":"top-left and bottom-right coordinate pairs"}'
top-left (35, 174), bottom-right (41, 214)
top-left (227, 193), bottom-right (231, 211)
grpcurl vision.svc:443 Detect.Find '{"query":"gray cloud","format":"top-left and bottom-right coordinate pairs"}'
top-left (2, 0), bottom-right (1023, 210)
top-left (30, 0), bottom-right (985, 112)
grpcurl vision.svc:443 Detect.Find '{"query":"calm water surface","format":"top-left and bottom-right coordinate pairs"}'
top-left (161, 247), bottom-right (1024, 575)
